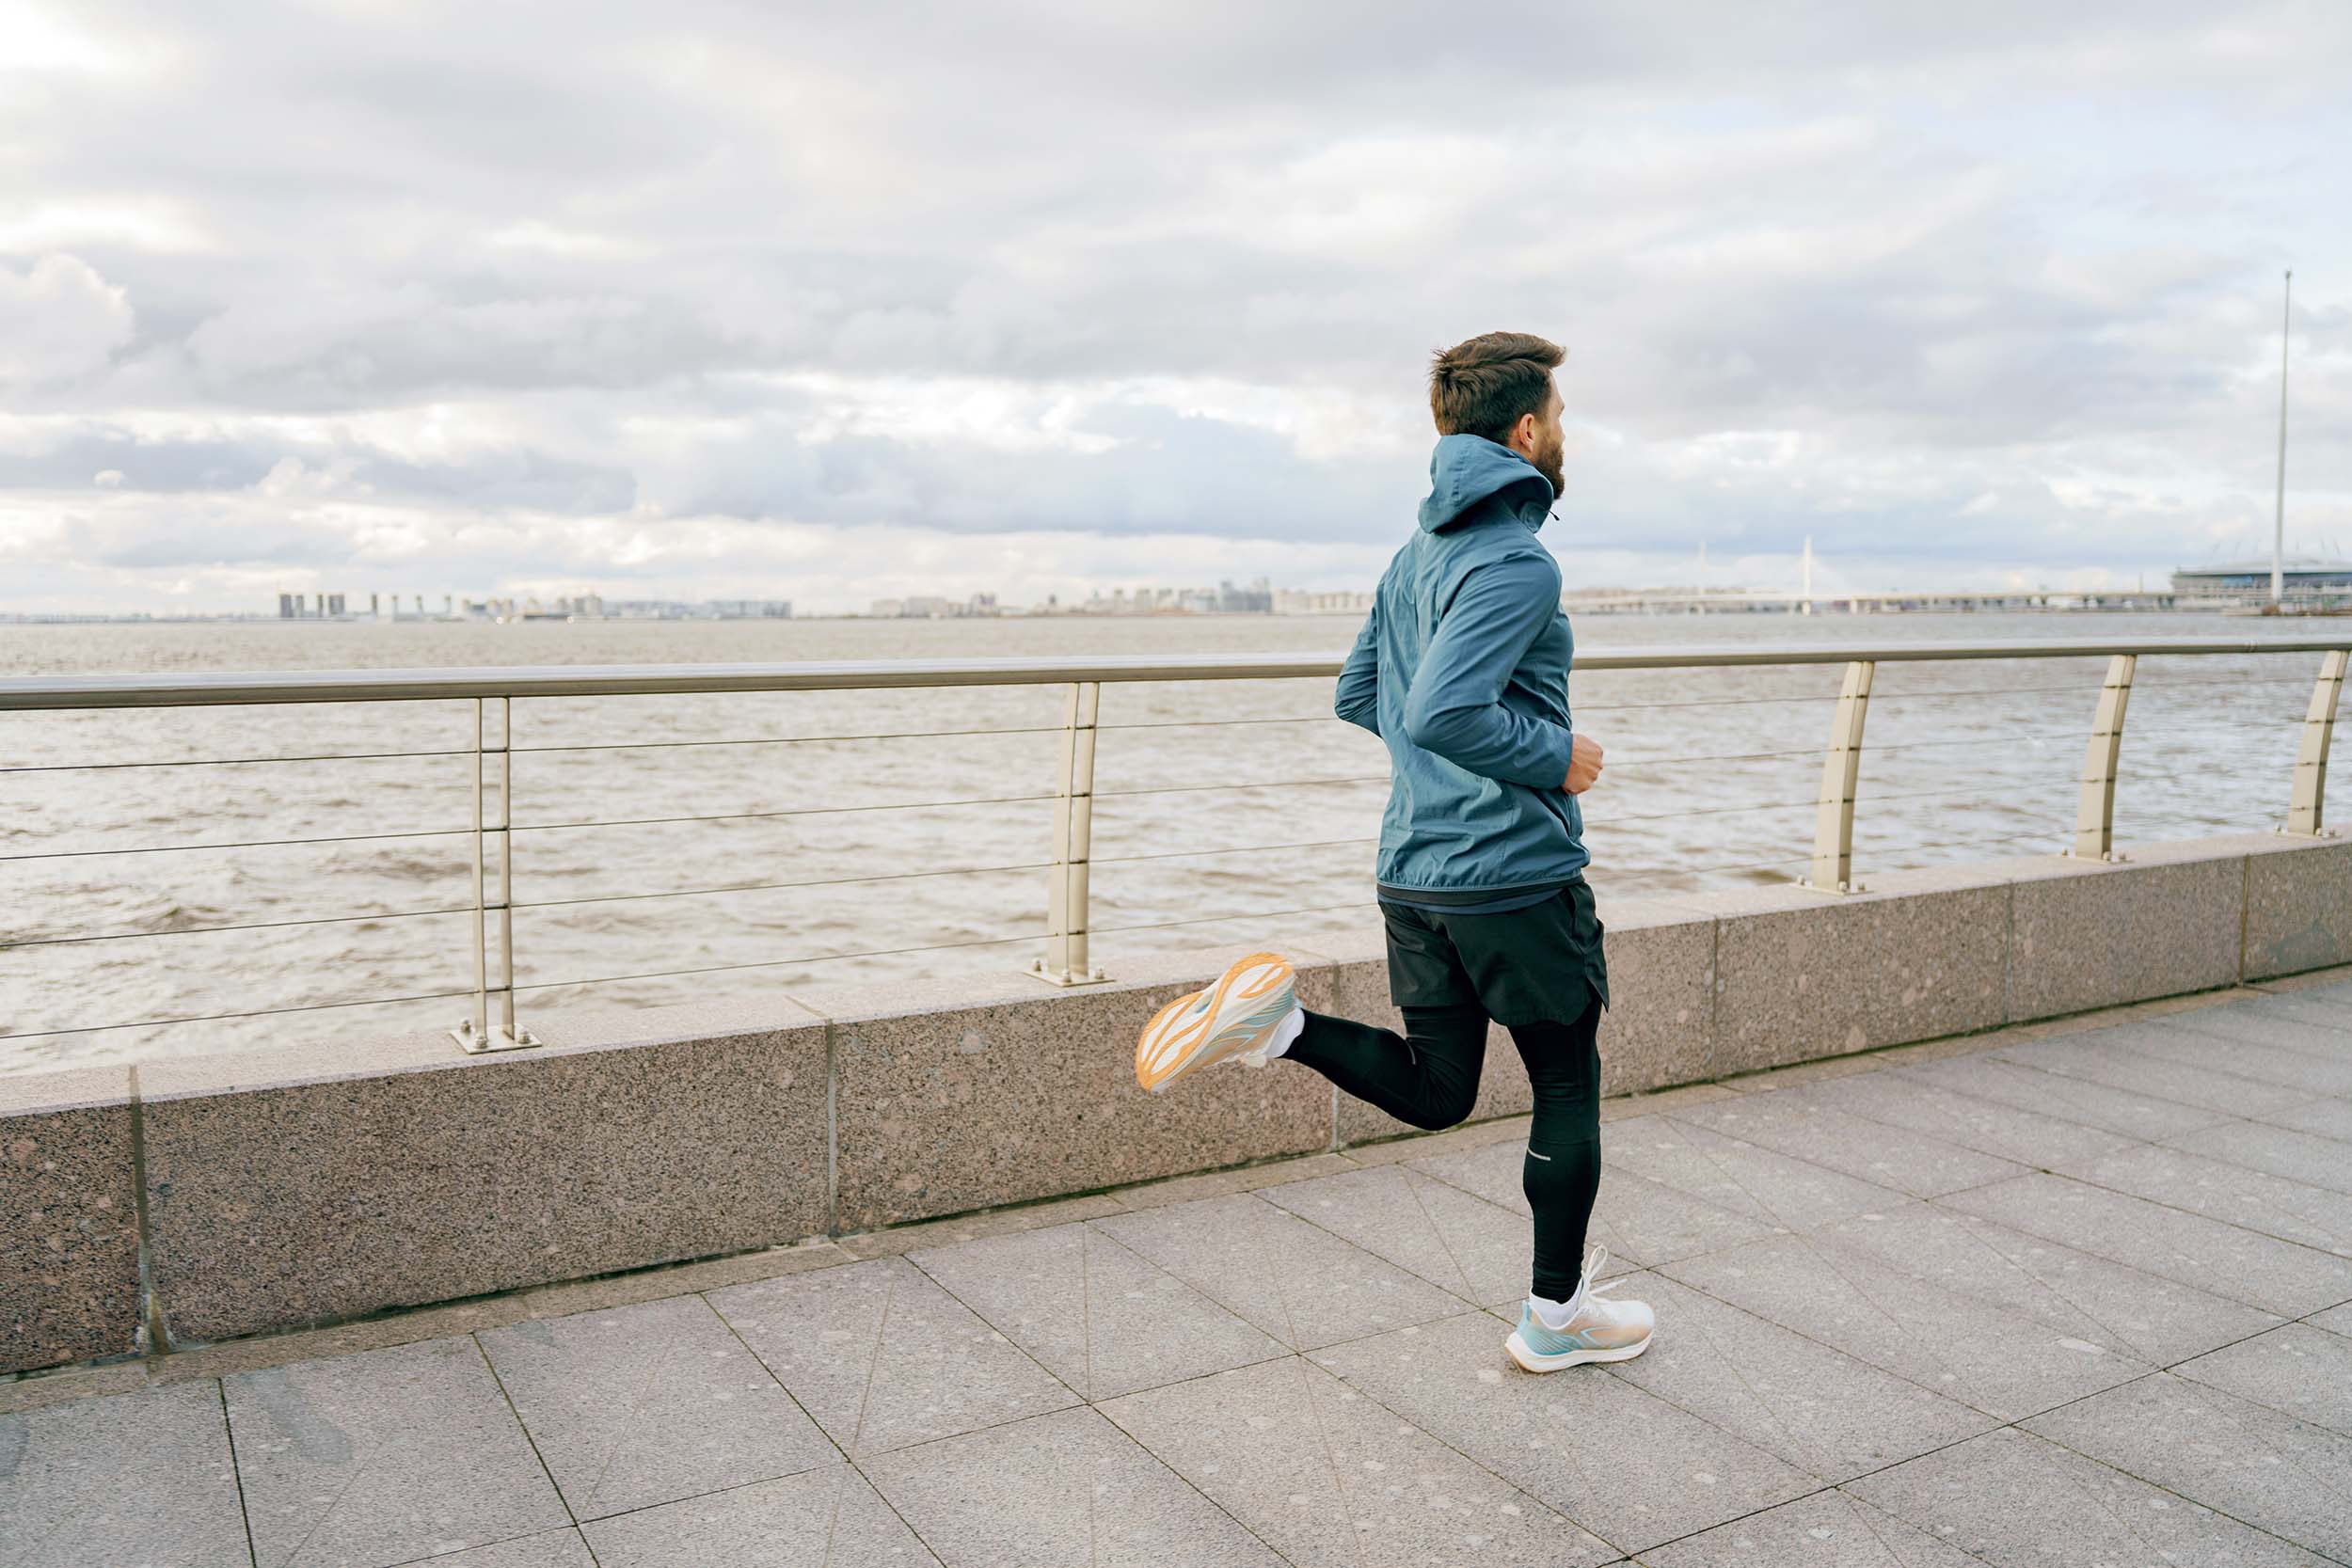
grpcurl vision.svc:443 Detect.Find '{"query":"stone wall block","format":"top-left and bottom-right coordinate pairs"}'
top-left (139, 1005), bottom-right (829, 1343)
top-left (2006, 853), bottom-right (2246, 1021)
top-left (2242, 836), bottom-right (2352, 980)
top-left (0, 1069), bottom-right (139, 1373)
top-left (822, 949), bottom-right (1336, 1231)
top-left (1705, 876), bottom-right (2010, 1075)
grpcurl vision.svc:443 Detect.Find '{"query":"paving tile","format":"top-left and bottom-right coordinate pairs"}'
top-left (1090, 1193), bottom-right (1466, 1350)
top-left (224, 1336), bottom-right (568, 1568)
top-left (1848, 1426), bottom-right (2335, 1568)
top-left (0, 1380), bottom-right (250, 1568)
top-left (1814, 1202), bottom-right (2282, 1367)
top-left (2174, 1323), bottom-right (2352, 1434)
top-left (1593, 1271), bottom-right (1993, 1481)
top-left (1794, 1072), bottom-right (2137, 1171)
top-left (1892, 1051), bottom-right (2232, 1142)
top-left (2058, 1143), bottom-right (2352, 1257)
top-left (1661, 1229), bottom-right (2147, 1421)
top-left (475, 1294), bottom-right (835, 1520)
top-left (402, 1529), bottom-right (597, 1567)
top-left (1940, 1172), bottom-right (2352, 1318)
top-left (1600, 1082), bottom-right (1743, 1119)
top-left (1597, 1113), bottom-right (1907, 1230)
top-left (2262, 975), bottom-right (2352, 1008)
top-left (1723, 1052), bottom-right (1895, 1091)
top-left (0, 1359), bottom-right (149, 1418)
top-left (1868, 1031), bottom-right (2017, 1067)
top-left (2239, 991), bottom-right (2352, 1036)
top-left (512, 1238), bottom-right (854, 1317)
top-left (907, 1221), bottom-right (1284, 1399)
top-left (1988, 1026), bottom-right (2314, 1117)
top-left (1663, 1087), bottom-right (2026, 1200)
top-left (2167, 1117), bottom-right (2352, 1196)
top-left (706, 1256), bottom-right (1076, 1456)
top-left (833, 1193), bottom-right (1129, 1260)
top-left (2258, 1096), bottom-right (2352, 1143)
top-left (581, 1464), bottom-right (939, 1566)
top-left (1109, 1151), bottom-right (1359, 1210)
top-left (1099, 1355), bottom-right (1616, 1567)
top-left (1309, 1311), bottom-right (1815, 1555)
top-left (143, 1295), bottom-right (538, 1389)
top-left (1340, 1114), bottom-right (1531, 1166)
top-left (2119, 1014), bottom-right (2352, 1090)
top-left (2307, 1301), bottom-right (2352, 1336)
top-left (861, 1404), bottom-right (1283, 1568)
top-left (1637, 1487), bottom-right (1987, 1568)
top-left (1397, 1140), bottom-right (1536, 1214)
top-left (2024, 1371), bottom-right (2352, 1560)
top-left (2151, 1007), bottom-right (2352, 1073)
top-left (1405, 1136), bottom-right (1778, 1276)
top-left (1260, 1163), bottom-right (1534, 1306)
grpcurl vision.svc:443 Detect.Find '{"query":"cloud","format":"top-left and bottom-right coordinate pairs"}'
top-left (0, 254), bottom-right (135, 385)
top-left (1, 1), bottom-right (2348, 611)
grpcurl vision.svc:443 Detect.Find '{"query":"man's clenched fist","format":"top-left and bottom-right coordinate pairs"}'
top-left (1565, 733), bottom-right (1604, 794)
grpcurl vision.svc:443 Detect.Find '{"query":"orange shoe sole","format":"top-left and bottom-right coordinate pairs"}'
top-left (1135, 951), bottom-right (1296, 1093)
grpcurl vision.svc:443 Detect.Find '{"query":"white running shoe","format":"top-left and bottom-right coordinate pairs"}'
top-left (1135, 951), bottom-right (1297, 1093)
top-left (1504, 1246), bottom-right (1655, 1373)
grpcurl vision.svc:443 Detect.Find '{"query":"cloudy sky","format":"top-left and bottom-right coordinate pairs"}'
top-left (3, 1), bottom-right (2347, 614)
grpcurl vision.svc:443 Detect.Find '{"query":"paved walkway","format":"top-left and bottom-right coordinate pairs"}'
top-left (8, 978), bottom-right (2352, 1567)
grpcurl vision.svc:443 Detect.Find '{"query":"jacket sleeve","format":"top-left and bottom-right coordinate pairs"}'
top-left (1333, 601), bottom-right (1381, 735)
top-left (1400, 552), bottom-right (1572, 788)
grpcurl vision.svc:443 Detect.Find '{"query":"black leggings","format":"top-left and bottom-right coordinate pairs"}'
top-left (1286, 988), bottom-right (1603, 1303)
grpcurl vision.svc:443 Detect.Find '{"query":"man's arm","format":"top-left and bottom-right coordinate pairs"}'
top-left (1333, 600), bottom-right (1381, 735)
top-left (1400, 552), bottom-right (1573, 788)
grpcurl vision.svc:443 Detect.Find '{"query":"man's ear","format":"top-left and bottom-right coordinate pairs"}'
top-left (1511, 410), bottom-right (1539, 455)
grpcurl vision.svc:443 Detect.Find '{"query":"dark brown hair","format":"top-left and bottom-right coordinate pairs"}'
top-left (1428, 331), bottom-right (1565, 441)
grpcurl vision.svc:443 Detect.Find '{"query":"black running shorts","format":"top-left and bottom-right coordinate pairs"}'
top-left (1377, 879), bottom-right (1609, 1028)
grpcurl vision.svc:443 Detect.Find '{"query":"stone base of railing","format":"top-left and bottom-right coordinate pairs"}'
top-left (5, 830), bottom-right (2346, 1377)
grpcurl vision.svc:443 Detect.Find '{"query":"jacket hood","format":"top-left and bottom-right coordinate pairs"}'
top-left (1417, 434), bottom-right (1555, 533)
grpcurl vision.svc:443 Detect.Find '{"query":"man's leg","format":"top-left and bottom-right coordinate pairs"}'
top-left (1506, 987), bottom-right (1604, 1303)
top-left (1282, 1004), bottom-right (1490, 1131)
top-left (1500, 984), bottom-right (1654, 1371)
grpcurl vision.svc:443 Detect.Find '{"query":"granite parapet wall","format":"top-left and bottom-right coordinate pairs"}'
top-left (3, 832), bottom-right (2344, 1375)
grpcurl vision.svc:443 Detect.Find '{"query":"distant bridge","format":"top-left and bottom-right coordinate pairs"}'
top-left (1560, 587), bottom-right (2212, 614)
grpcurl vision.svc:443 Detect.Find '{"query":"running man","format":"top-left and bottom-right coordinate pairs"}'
top-left (1134, 331), bottom-right (1652, 1375)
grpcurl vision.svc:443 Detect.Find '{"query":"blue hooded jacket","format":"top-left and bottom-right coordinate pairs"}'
top-left (1335, 434), bottom-right (1586, 908)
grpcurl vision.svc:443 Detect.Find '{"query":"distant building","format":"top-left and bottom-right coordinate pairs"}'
top-left (607, 598), bottom-right (790, 620)
top-left (1274, 589), bottom-right (1375, 615)
top-left (866, 594), bottom-right (996, 618)
top-left (1051, 578), bottom-right (1276, 615)
top-left (2171, 556), bottom-right (2352, 599)
top-left (275, 593), bottom-right (348, 619)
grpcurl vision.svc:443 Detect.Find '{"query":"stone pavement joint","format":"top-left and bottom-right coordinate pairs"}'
top-left (4, 980), bottom-right (2350, 1565)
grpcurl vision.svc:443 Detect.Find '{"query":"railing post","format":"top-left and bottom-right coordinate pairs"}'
top-left (1030, 680), bottom-right (1109, 986)
top-left (2069, 654), bottom-right (2137, 863)
top-left (1800, 659), bottom-right (1874, 894)
top-left (2284, 648), bottom-right (2347, 837)
top-left (453, 695), bottom-right (539, 1052)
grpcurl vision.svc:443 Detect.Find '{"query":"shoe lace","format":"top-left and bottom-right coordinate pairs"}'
top-left (1575, 1246), bottom-right (1629, 1320)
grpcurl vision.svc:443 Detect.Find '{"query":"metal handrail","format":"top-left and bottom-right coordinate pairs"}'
top-left (6, 634), bottom-right (2345, 1054)
top-left (6, 635), bottom-right (2352, 710)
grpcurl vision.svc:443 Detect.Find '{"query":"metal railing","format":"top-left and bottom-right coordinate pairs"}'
top-left (2, 635), bottom-right (2344, 1056)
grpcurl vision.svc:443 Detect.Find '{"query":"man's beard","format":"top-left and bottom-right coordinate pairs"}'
top-left (1533, 431), bottom-right (1565, 497)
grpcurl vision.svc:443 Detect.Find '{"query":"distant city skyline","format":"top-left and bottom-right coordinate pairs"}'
top-left (1, 4), bottom-right (2346, 617)
top-left (15, 546), bottom-right (2348, 626)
